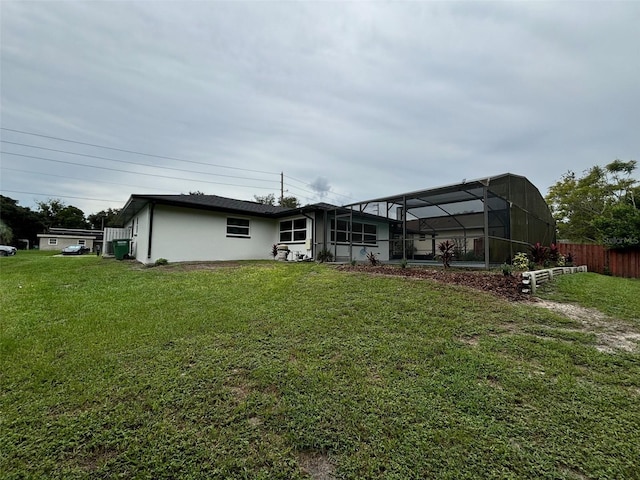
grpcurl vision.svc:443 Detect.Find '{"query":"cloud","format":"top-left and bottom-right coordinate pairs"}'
top-left (1, 1), bottom-right (638, 215)
top-left (310, 177), bottom-right (331, 199)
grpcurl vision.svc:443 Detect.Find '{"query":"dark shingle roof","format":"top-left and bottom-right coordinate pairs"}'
top-left (42, 227), bottom-right (104, 240)
top-left (143, 195), bottom-right (291, 215)
top-left (118, 194), bottom-right (295, 225)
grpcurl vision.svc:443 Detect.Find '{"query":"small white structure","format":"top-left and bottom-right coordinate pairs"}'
top-left (103, 227), bottom-right (132, 256)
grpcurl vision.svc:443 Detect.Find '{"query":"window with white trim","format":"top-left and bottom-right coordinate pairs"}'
top-left (331, 221), bottom-right (377, 245)
top-left (279, 218), bottom-right (307, 242)
top-left (77, 239), bottom-right (86, 246)
top-left (48, 238), bottom-right (58, 246)
top-left (226, 217), bottom-right (250, 237)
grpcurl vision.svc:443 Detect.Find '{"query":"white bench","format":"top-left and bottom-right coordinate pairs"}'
top-left (521, 266), bottom-right (588, 294)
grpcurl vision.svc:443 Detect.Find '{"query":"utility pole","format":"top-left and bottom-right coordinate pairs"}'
top-left (280, 171), bottom-right (284, 204)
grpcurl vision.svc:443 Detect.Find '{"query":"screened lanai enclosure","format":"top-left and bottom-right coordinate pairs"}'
top-left (341, 173), bottom-right (556, 267)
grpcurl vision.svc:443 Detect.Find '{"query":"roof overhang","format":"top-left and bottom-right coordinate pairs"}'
top-left (37, 234), bottom-right (98, 239)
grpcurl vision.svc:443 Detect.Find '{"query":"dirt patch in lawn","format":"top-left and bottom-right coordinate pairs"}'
top-left (534, 299), bottom-right (640, 353)
top-left (136, 261), bottom-right (243, 271)
top-left (335, 264), bottom-right (530, 302)
top-left (297, 451), bottom-right (336, 480)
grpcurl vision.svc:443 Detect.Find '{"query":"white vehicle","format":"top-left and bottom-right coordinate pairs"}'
top-left (0, 245), bottom-right (17, 256)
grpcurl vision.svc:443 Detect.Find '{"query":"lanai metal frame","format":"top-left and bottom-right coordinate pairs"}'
top-left (342, 173), bottom-right (556, 268)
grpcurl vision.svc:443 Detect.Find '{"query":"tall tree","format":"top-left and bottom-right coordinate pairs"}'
top-left (279, 196), bottom-right (301, 208)
top-left (254, 194), bottom-right (276, 206)
top-left (0, 196), bottom-right (46, 248)
top-left (254, 193), bottom-right (300, 208)
top-left (546, 160), bottom-right (639, 246)
top-left (0, 219), bottom-right (13, 244)
top-left (87, 208), bottom-right (122, 230)
top-left (36, 199), bottom-right (89, 229)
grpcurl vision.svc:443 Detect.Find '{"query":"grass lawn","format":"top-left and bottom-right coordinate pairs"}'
top-left (1, 252), bottom-right (639, 479)
top-left (537, 272), bottom-right (640, 322)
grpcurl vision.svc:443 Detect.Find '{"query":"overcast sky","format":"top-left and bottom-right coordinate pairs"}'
top-left (1, 1), bottom-right (638, 216)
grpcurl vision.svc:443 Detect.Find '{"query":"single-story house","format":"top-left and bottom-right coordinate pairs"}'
top-left (115, 173), bottom-right (555, 266)
top-left (37, 227), bottom-right (103, 252)
top-left (114, 195), bottom-right (391, 264)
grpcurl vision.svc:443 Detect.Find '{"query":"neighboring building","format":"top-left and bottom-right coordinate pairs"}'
top-left (115, 195), bottom-right (390, 264)
top-left (115, 173), bottom-right (555, 266)
top-left (37, 227), bottom-right (103, 252)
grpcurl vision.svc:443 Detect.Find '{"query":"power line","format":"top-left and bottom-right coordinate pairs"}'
top-left (1, 127), bottom-right (353, 202)
top-left (282, 173), bottom-right (314, 186)
top-left (1, 140), bottom-right (275, 183)
top-left (1, 151), bottom-right (278, 190)
top-left (2, 167), bottom-right (169, 192)
top-left (1, 127), bottom-right (278, 176)
top-left (0, 189), bottom-right (118, 203)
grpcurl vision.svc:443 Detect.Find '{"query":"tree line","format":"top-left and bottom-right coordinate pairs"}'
top-left (1, 162), bottom-right (638, 250)
top-left (545, 159), bottom-right (639, 248)
top-left (0, 196), bottom-right (120, 248)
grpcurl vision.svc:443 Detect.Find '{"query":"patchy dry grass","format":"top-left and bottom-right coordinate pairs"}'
top-left (535, 299), bottom-right (640, 353)
top-left (1, 253), bottom-right (639, 479)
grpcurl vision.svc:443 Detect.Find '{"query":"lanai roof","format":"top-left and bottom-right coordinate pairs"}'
top-left (346, 173), bottom-right (513, 210)
top-left (343, 173), bottom-right (547, 221)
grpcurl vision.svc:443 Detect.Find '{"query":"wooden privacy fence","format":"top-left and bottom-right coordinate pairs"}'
top-left (558, 243), bottom-right (640, 278)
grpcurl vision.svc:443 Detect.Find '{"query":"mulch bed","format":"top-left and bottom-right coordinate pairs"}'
top-left (335, 264), bottom-right (530, 302)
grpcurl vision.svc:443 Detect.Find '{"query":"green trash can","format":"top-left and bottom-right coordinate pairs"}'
top-left (113, 239), bottom-right (131, 260)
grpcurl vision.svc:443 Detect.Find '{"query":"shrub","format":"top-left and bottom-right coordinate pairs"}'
top-left (462, 251), bottom-right (483, 262)
top-left (501, 263), bottom-right (513, 276)
top-left (271, 244), bottom-right (278, 258)
top-left (154, 258), bottom-right (168, 266)
top-left (400, 258), bottom-right (408, 269)
top-left (512, 252), bottom-right (530, 271)
top-left (317, 249), bottom-right (334, 263)
top-left (366, 251), bottom-right (379, 266)
top-left (437, 240), bottom-right (456, 268)
top-left (565, 252), bottom-right (574, 266)
top-left (530, 242), bottom-right (549, 266)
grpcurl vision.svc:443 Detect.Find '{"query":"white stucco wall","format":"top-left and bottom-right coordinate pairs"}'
top-left (137, 205), bottom-right (278, 264)
top-left (122, 203), bottom-right (391, 264)
top-left (330, 219), bottom-right (390, 262)
top-left (126, 205), bottom-right (150, 263)
top-left (411, 228), bottom-right (484, 257)
top-left (274, 214), bottom-right (314, 260)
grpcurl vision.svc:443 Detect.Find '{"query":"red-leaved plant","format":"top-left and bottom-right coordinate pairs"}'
top-left (437, 240), bottom-right (456, 268)
top-left (530, 242), bottom-right (549, 266)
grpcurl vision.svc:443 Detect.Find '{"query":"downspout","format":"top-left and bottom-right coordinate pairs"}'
top-left (147, 202), bottom-right (155, 261)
